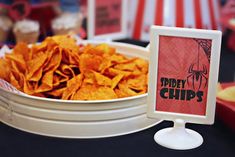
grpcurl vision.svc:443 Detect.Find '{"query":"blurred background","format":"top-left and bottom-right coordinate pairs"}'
top-left (0, 0), bottom-right (234, 47)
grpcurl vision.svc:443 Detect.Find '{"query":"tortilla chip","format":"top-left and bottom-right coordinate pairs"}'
top-left (111, 74), bottom-right (124, 89)
top-left (95, 44), bottom-right (115, 55)
top-left (118, 83), bottom-right (137, 97)
top-left (44, 47), bottom-right (62, 72)
top-left (62, 74), bottom-right (83, 100)
top-left (13, 42), bottom-right (30, 61)
top-left (26, 51), bottom-right (47, 80)
top-left (0, 59), bottom-right (11, 81)
top-left (35, 71), bottom-right (54, 93)
top-left (217, 86), bottom-right (235, 102)
top-left (125, 75), bottom-right (147, 91)
top-left (52, 35), bottom-right (78, 53)
top-left (23, 77), bottom-right (34, 95)
top-left (93, 71), bottom-right (112, 87)
top-left (82, 70), bottom-right (95, 85)
top-left (105, 68), bottom-right (131, 77)
top-left (114, 61), bottom-right (137, 71)
top-left (79, 53), bottom-right (103, 72)
top-left (61, 64), bottom-right (75, 77)
top-left (9, 72), bottom-right (21, 90)
top-left (5, 53), bottom-right (26, 73)
top-left (110, 54), bottom-right (128, 64)
top-left (47, 87), bottom-right (66, 98)
top-left (28, 67), bottom-right (43, 82)
top-left (134, 58), bottom-right (148, 74)
top-left (11, 70), bottom-right (24, 88)
top-left (55, 70), bottom-right (70, 83)
top-left (73, 84), bottom-right (117, 100)
top-left (53, 75), bottom-right (61, 87)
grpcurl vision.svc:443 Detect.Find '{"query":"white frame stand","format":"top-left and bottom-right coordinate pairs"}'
top-left (154, 119), bottom-right (203, 150)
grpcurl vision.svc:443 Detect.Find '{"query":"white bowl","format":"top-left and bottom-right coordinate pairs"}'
top-left (0, 41), bottom-right (161, 138)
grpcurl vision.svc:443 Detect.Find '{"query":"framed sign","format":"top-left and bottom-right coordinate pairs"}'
top-left (147, 26), bottom-right (222, 125)
top-left (87, 0), bottom-right (127, 40)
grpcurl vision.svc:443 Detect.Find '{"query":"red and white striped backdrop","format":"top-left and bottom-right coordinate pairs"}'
top-left (127, 0), bottom-right (221, 41)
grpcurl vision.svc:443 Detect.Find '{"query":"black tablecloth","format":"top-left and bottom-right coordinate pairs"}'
top-left (1, 39), bottom-right (235, 157)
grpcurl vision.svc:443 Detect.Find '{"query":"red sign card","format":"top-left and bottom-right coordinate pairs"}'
top-left (95, 0), bottom-right (122, 35)
top-left (156, 36), bottom-right (212, 116)
top-left (148, 26), bottom-right (221, 124)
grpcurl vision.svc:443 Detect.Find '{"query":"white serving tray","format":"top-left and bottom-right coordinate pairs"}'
top-left (0, 41), bottom-right (161, 138)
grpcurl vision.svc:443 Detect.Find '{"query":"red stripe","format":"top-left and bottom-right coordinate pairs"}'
top-left (176, 0), bottom-right (184, 27)
top-left (194, 0), bottom-right (202, 29)
top-left (154, 0), bottom-right (164, 25)
top-left (133, 0), bottom-right (145, 40)
top-left (208, 0), bottom-right (217, 30)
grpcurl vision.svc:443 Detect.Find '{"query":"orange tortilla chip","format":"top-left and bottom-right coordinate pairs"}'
top-left (13, 42), bottom-right (30, 61)
top-left (134, 58), bottom-right (148, 74)
top-left (114, 89), bottom-right (129, 98)
top-left (93, 71), bottom-right (112, 87)
top-left (98, 58), bottom-right (112, 73)
top-left (111, 74), bottom-right (124, 89)
top-left (114, 61), bottom-right (137, 71)
top-left (9, 72), bottom-right (21, 90)
top-left (0, 59), bottom-right (11, 81)
top-left (79, 53), bottom-right (103, 72)
top-left (26, 51), bottom-right (47, 80)
top-left (110, 54), bottom-right (128, 64)
top-left (83, 70), bottom-right (95, 85)
top-left (61, 64), bottom-right (75, 77)
top-left (53, 75), bottom-right (61, 87)
top-left (5, 53), bottom-right (26, 73)
top-left (43, 47), bottom-right (62, 72)
top-left (10, 60), bottom-right (20, 73)
top-left (23, 77), bottom-right (34, 95)
top-left (118, 83), bottom-right (138, 97)
top-left (62, 74), bottom-right (83, 100)
top-left (28, 67), bottom-right (43, 82)
top-left (35, 71), bottom-right (54, 93)
top-left (31, 93), bottom-right (45, 97)
top-left (52, 35), bottom-right (78, 53)
top-left (73, 84), bottom-right (117, 100)
top-left (95, 43), bottom-right (115, 55)
top-left (47, 87), bottom-right (66, 97)
top-left (55, 70), bottom-right (70, 83)
top-left (125, 75), bottom-right (147, 91)
top-left (105, 68), bottom-right (131, 77)
top-left (11, 70), bottom-right (24, 88)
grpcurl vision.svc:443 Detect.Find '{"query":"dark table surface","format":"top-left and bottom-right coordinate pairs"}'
top-left (0, 38), bottom-right (235, 157)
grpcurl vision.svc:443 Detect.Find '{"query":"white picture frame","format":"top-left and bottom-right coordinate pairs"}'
top-left (87, 0), bottom-right (127, 40)
top-left (147, 26), bottom-right (222, 124)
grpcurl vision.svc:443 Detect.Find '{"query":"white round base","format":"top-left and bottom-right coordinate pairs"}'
top-left (154, 127), bottom-right (203, 150)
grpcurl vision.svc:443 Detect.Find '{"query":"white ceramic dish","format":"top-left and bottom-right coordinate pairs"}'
top-left (0, 41), bottom-right (161, 138)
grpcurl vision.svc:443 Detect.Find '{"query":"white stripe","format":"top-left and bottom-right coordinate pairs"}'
top-left (127, 0), bottom-right (138, 38)
top-left (200, 0), bottom-right (211, 29)
top-left (212, 0), bottom-right (221, 30)
top-left (163, 0), bottom-right (176, 27)
top-left (141, 0), bottom-right (156, 41)
top-left (184, 0), bottom-right (195, 28)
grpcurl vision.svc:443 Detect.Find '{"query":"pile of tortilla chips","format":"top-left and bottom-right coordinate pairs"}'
top-left (0, 35), bottom-right (148, 100)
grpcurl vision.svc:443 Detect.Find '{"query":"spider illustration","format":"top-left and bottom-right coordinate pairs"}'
top-left (187, 64), bottom-right (208, 90)
top-left (187, 42), bottom-right (208, 90)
